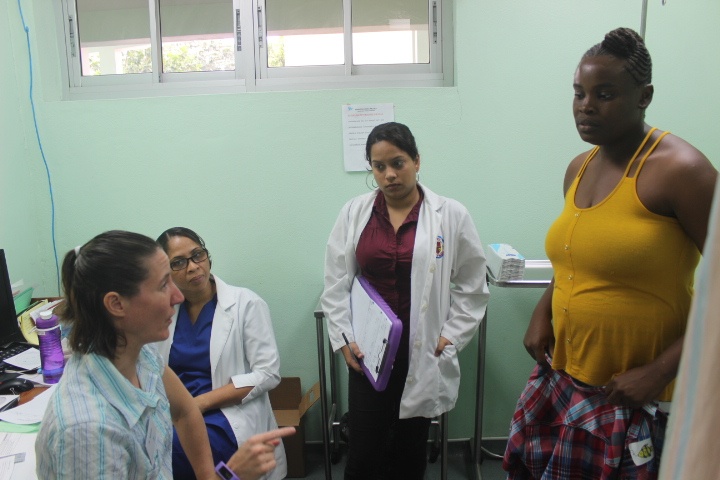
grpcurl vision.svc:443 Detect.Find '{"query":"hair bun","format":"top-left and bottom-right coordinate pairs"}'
top-left (583, 27), bottom-right (652, 86)
top-left (602, 27), bottom-right (643, 58)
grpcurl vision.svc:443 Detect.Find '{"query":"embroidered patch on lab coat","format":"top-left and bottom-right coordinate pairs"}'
top-left (436, 235), bottom-right (444, 258)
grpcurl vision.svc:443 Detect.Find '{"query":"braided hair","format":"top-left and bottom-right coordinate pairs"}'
top-left (583, 27), bottom-right (652, 86)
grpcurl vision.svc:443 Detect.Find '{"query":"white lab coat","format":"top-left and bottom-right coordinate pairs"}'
top-left (157, 275), bottom-right (286, 480)
top-left (321, 184), bottom-right (489, 419)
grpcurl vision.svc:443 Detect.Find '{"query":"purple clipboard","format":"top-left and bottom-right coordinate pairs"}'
top-left (350, 276), bottom-right (403, 392)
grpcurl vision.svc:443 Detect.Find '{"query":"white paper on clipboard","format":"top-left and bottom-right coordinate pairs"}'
top-left (350, 277), bottom-right (402, 389)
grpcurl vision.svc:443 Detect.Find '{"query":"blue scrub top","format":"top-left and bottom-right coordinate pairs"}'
top-left (169, 297), bottom-right (238, 477)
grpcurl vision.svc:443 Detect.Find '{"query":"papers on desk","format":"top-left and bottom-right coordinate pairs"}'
top-left (0, 398), bottom-right (18, 414)
top-left (3, 349), bottom-right (40, 371)
top-left (0, 385), bottom-right (48, 479)
top-left (0, 385), bottom-right (55, 425)
top-left (486, 244), bottom-right (525, 281)
top-left (0, 432), bottom-right (37, 480)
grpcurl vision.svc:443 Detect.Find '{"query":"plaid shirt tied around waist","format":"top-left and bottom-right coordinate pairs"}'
top-left (503, 364), bottom-right (667, 480)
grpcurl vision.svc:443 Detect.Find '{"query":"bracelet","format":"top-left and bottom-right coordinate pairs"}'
top-left (215, 461), bottom-right (240, 480)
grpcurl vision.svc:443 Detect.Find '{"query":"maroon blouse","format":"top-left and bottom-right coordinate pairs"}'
top-left (355, 188), bottom-right (423, 362)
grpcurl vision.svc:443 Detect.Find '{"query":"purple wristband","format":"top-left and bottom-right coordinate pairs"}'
top-left (215, 461), bottom-right (240, 480)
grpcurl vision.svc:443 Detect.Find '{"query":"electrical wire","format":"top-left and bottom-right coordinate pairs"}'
top-left (480, 445), bottom-right (505, 460)
top-left (16, 0), bottom-right (61, 295)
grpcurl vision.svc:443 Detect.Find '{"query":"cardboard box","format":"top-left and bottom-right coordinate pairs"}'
top-left (269, 377), bottom-right (321, 478)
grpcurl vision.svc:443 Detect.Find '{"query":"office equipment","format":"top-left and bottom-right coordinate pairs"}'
top-left (0, 250), bottom-right (22, 348)
top-left (1, 348), bottom-right (40, 371)
top-left (0, 373), bottom-right (22, 407)
top-left (350, 276), bottom-right (402, 392)
top-left (16, 300), bottom-right (47, 346)
top-left (486, 244), bottom-right (525, 281)
top-left (0, 341), bottom-right (38, 371)
top-left (0, 346), bottom-right (32, 368)
top-left (0, 250), bottom-right (38, 370)
top-left (12, 287), bottom-right (33, 314)
top-left (0, 395), bottom-right (19, 412)
top-left (0, 379), bottom-right (34, 396)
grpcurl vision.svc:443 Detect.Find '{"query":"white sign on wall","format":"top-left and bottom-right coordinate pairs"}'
top-left (341, 103), bottom-right (395, 172)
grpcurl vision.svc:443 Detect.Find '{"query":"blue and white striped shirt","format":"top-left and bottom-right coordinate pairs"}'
top-left (36, 345), bottom-right (172, 479)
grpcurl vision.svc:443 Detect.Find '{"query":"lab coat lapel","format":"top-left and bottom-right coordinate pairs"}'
top-left (209, 276), bottom-right (235, 385)
top-left (409, 185), bottom-right (442, 351)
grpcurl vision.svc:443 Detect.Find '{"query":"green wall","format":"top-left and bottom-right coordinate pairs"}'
top-left (2, 0), bottom-right (718, 442)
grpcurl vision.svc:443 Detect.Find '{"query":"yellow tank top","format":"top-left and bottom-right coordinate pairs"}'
top-left (546, 128), bottom-right (699, 401)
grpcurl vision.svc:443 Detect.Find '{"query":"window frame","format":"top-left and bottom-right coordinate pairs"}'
top-left (56, 0), bottom-right (454, 99)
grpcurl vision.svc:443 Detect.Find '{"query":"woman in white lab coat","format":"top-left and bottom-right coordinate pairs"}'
top-left (321, 122), bottom-right (489, 479)
top-left (36, 230), bottom-right (293, 480)
top-left (157, 227), bottom-right (286, 480)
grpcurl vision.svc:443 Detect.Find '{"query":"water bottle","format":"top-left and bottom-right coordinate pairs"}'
top-left (36, 310), bottom-right (65, 384)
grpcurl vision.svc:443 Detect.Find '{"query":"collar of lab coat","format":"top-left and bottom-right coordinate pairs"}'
top-left (161, 274), bottom-right (234, 372)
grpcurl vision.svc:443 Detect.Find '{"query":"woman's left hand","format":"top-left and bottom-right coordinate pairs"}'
top-left (604, 337), bottom-right (681, 408)
top-left (604, 363), bottom-right (668, 408)
top-left (434, 336), bottom-right (453, 357)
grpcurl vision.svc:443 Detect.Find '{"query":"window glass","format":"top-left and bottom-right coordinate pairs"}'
top-left (352, 0), bottom-right (429, 65)
top-left (159, 0), bottom-right (235, 73)
top-left (265, 0), bottom-right (344, 67)
top-left (76, 0), bottom-right (152, 76)
top-left (63, 0), bottom-right (448, 93)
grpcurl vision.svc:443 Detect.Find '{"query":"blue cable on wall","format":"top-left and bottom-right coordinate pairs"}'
top-left (17, 0), bottom-right (61, 295)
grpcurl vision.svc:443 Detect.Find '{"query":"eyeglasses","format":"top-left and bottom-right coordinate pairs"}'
top-left (169, 249), bottom-right (209, 271)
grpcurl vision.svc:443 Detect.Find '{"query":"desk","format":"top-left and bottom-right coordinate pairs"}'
top-left (18, 386), bottom-right (48, 406)
top-left (1, 385), bottom-right (46, 480)
top-left (472, 261), bottom-right (552, 480)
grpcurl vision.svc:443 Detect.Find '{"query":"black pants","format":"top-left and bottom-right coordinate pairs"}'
top-left (344, 359), bottom-right (432, 480)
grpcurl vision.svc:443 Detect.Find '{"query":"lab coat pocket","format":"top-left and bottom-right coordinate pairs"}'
top-left (437, 344), bottom-right (460, 405)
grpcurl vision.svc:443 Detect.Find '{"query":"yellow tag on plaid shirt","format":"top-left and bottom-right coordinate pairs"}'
top-left (629, 438), bottom-right (654, 466)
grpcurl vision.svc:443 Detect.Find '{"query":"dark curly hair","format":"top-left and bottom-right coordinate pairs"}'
top-left (583, 27), bottom-right (652, 86)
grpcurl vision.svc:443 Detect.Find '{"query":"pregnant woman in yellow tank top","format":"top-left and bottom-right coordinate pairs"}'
top-left (503, 28), bottom-right (717, 480)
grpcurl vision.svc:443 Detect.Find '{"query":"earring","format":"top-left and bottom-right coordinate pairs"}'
top-left (366, 172), bottom-right (378, 190)
top-left (416, 171), bottom-right (421, 183)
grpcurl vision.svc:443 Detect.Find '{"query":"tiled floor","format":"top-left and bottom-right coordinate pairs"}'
top-left (299, 440), bottom-right (507, 480)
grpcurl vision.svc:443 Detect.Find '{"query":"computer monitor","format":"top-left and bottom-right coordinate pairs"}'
top-left (0, 250), bottom-right (25, 346)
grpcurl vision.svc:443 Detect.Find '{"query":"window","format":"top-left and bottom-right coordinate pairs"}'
top-left (58, 0), bottom-right (452, 97)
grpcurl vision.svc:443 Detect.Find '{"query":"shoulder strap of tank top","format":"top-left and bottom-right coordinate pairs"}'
top-left (633, 129), bottom-right (671, 176)
top-left (623, 127), bottom-right (658, 176)
top-left (576, 146), bottom-right (600, 179)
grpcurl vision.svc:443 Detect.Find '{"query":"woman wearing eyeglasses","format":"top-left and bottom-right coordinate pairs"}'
top-left (156, 227), bottom-right (286, 480)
